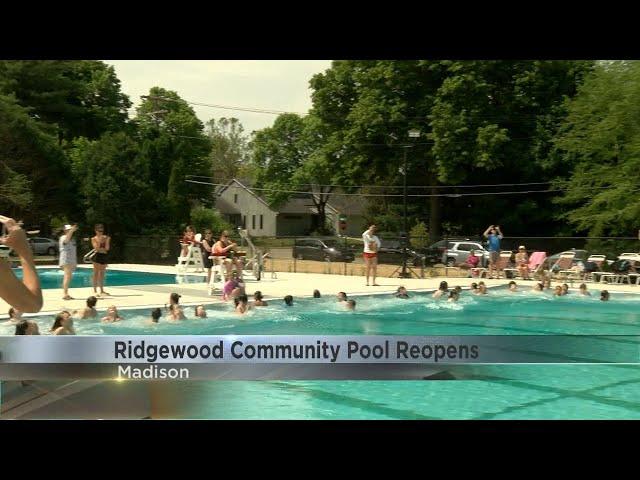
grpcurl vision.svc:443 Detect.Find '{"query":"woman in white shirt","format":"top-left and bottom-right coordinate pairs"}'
top-left (362, 225), bottom-right (381, 286)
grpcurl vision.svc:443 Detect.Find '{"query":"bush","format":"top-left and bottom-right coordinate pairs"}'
top-left (410, 221), bottom-right (429, 249)
top-left (190, 206), bottom-right (234, 235)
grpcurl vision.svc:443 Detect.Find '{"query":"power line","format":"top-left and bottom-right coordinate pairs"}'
top-left (185, 179), bottom-right (623, 198)
top-left (138, 95), bottom-right (307, 116)
top-left (185, 176), bottom-right (558, 189)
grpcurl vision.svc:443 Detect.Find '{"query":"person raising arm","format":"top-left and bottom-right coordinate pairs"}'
top-left (0, 215), bottom-right (43, 313)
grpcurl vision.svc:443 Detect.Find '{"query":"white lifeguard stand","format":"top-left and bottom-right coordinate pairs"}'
top-left (207, 255), bottom-right (227, 295)
top-left (176, 236), bottom-right (205, 274)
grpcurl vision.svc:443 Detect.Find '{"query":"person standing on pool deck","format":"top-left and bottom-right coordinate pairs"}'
top-left (91, 224), bottom-right (111, 297)
top-left (59, 224), bottom-right (78, 301)
top-left (362, 224), bottom-right (381, 286)
top-left (200, 229), bottom-right (215, 285)
top-left (483, 224), bottom-right (503, 279)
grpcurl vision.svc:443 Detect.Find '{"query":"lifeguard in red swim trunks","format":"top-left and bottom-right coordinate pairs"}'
top-left (362, 224), bottom-right (381, 286)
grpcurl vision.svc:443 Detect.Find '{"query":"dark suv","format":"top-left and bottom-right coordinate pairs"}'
top-left (293, 238), bottom-right (355, 262)
top-left (376, 240), bottom-right (426, 267)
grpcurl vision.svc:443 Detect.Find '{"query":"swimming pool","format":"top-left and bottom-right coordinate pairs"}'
top-left (5, 289), bottom-right (640, 419)
top-left (13, 268), bottom-right (203, 289)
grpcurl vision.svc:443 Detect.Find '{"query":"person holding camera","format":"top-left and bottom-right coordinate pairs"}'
top-left (59, 224), bottom-right (78, 300)
top-left (483, 224), bottom-right (504, 279)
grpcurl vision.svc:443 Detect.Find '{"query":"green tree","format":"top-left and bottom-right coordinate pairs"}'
top-left (0, 60), bottom-right (132, 143)
top-left (206, 117), bottom-right (253, 183)
top-left (0, 94), bottom-right (75, 227)
top-left (134, 87), bottom-right (212, 224)
top-left (68, 132), bottom-right (157, 249)
top-left (190, 205), bottom-right (233, 235)
top-left (552, 61), bottom-right (640, 236)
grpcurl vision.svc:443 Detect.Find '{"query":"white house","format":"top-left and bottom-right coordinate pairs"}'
top-left (214, 179), bottom-right (366, 237)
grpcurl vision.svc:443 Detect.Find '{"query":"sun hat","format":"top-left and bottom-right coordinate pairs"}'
top-left (64, 224), bottom-right (73, 231)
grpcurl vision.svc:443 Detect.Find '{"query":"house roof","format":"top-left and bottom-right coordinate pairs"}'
top-left (216, 178), bottom-right (367, 216)
top-left (323, 191), bottom-right (366, 216)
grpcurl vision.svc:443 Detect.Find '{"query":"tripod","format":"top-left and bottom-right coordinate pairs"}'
top-left (391, 246), bottom-right (421, 279)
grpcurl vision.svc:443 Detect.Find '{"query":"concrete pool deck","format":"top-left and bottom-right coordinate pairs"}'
top-left (2, 263), bottom-right (640, 317)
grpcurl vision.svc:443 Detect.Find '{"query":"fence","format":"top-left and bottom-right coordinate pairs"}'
top-left (107, 233), bottom-right (640, 280)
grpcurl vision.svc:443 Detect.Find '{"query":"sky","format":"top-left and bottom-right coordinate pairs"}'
top-left (104, 60), bottom-right (332, 135)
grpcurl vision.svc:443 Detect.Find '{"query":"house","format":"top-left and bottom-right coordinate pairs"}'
top-left (214, 179), bottom-right (367, 237)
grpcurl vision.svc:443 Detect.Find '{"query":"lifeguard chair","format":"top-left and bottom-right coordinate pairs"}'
top-left (176, 234), bottom-right (205, 274)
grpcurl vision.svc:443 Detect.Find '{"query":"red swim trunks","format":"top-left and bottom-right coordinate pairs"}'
top-left (363, 252), bottom-right (377, 260)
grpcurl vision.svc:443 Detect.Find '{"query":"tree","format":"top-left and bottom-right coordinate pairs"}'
top-left (552, 61), bottom-right (640, 237)
top-left (68, 132), bottom-right (158, 251)
top-left (134, 87), bottom-right (212, 225)
top-left (308, 60), bottom-right (593, 239)
top-left (0, 94), bottom-right (75, 227)
top-left (0, 60), bottom-right (132, 144)
top-left (205, 117), bottom-right (253, 183)
top-left (190, 205), bottom-right (233, 235)
top-left (251, 113), bottom-right (346, 233)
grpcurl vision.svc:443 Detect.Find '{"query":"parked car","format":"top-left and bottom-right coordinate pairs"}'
top-left (293, 238), bottom-right (355, 263)
top-left (376, 240), bottom-right (426, 267)
top-left (28, 237), bottom-right (58, 256)
top-left (421, 239), bottom-right (490, 267)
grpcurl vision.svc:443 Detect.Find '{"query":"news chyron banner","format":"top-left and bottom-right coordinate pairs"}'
top-left (0, 335), bottom-right (638, 380)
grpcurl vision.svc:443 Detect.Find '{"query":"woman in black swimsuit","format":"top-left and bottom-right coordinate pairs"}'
top-left (91, 224), bottom-right (111, 297)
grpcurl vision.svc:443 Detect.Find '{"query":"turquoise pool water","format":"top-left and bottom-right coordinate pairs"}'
top-left (14, 268), bottom-right (203, 289)
top-left (4, 289), bottom-right (640, 419)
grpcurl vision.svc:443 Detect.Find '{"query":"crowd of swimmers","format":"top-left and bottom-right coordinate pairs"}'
top-left (3, 278), bottom-right (616, 336)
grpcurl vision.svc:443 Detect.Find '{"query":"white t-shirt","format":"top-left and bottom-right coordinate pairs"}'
top-left (362, 230), bottom-right (381, 253)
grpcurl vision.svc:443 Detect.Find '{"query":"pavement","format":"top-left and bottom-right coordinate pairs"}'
top-left (2, 263), bottom-right (639, 318)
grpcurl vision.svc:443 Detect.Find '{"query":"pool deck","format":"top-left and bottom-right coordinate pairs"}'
top-left (2, 263), bottom-right (640, 317)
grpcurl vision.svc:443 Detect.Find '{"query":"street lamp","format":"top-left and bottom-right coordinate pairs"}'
top-left (399, 128), bottom-right (421, 278)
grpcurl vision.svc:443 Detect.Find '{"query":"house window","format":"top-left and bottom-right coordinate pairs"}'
top-left (242, 216), bottom-right (246, 228)
top-left (252, 215), bottom-right (256, 229)
top-left (260, 215), bottom-right (263, 230)
top-left (234, 194), bottom-right (238, 203)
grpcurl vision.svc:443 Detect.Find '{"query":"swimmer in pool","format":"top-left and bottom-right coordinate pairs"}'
top-left (579, 283), bottom-right (591, 296)
top-left (253, 291), bottom-right (268, 307)
top-left (101, 305), bottom-right (123, 323)
top-left (600, 290), bottom-right (610, 301)
top-left (432, 281), bottom-right (448, 299)
top-left (447, 291), bottom-right (459, 302)
top-left (508, 281), bottom-right (518, 292)
top-left (346, 299), bottom-right (356, 310)
top-left (194, 305), bottom-right (207, 318)
top-left (337, 292), bottom-right (348, 303)
top-left (395, 286), bottom-right (410, 299)
top-left (236, 294), bottom-right (251, 314)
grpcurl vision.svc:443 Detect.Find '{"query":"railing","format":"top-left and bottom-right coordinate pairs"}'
top-left (102, 233), bottom-right (640, 281)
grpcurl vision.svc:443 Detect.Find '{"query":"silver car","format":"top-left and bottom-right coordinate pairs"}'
top-left (28, 237), bottom-right (58, 256)
top-left (428, 239), bottom-right (490, 267)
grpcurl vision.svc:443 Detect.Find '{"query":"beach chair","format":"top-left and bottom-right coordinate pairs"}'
top-left (583, 254), bottom-right (606, 282)
top-left (550, 251), bottom-right (577, 280)
top-left (506, 251), bottom-right (547, 280)
top-left (479, 250), bottom-right (512, 278)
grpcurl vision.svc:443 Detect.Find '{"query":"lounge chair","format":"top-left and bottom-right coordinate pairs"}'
top-left (550, 251), bottom-right (578, 281)
top-left (479, 250), bottom-right (512, 279)
top-left (583, 254), bottom-right (607, 282)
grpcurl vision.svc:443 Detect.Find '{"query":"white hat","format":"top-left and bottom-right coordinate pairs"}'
top-left (519, 245), bottom-right (526, 249)
top-left (64, 224), bottom-right (73, 231)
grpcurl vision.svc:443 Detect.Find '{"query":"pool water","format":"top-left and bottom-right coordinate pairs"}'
top-left (14, 268), bottom-right (203, 289)
top-left (4, 289), bottom-right (640, 419)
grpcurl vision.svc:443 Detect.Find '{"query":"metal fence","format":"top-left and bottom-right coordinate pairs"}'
top-left (106, 232), bottom-right (640, 279)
